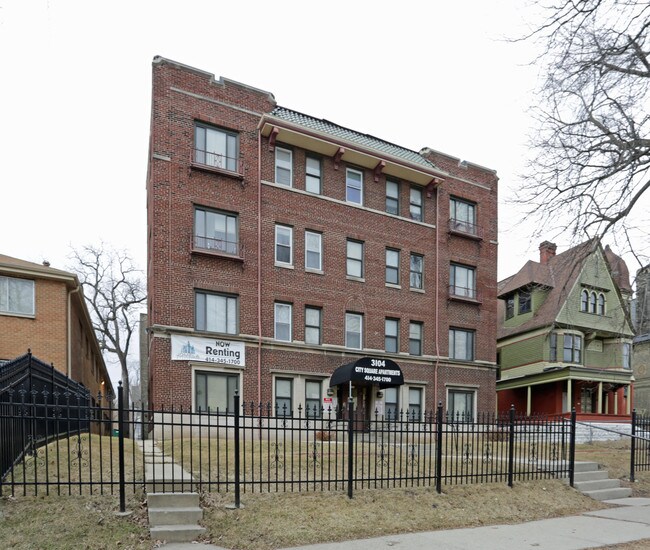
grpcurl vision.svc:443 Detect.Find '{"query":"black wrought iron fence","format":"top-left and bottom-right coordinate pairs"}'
top-left (631, 411), bottom-right (650, 479)
top-left (0, 352), bottom-right (95, 480)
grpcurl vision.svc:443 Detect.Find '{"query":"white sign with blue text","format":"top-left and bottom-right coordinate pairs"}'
top-left (171, 334), bottom-right (245, 367)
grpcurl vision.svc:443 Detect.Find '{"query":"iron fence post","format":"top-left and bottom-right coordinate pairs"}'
top-left (507, 405), bottom-right (515, 488)
top-left (436, 401), bottom-right (443, 494)
top-left (569, 408), bottom-right (576, 487)
top-left (118, 381), bottom-right (126, 513)
top-left (234, 391), bottom-right (241, 508)
top-left (347, 397), bottom-right (354, 499)
top-left (630, 409), bottom-right (636, 483)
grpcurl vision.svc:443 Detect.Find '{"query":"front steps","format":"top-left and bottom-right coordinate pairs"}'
top-left (148, 492), bottom-right (206, 543)
top-left (138, 440), bottom-right (206, 543)
top-left (568, 461), bottom-right (632, 501)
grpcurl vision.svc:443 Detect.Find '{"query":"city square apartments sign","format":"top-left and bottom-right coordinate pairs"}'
top-left (171, 334), bottom-right (245, 367)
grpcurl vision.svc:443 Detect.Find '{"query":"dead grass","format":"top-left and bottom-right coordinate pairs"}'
top-left (0, 492), bottom-right (149, 549)
top-left (1, 438), bottom-right (647, 549)
top-left (199, 480), bottom-right (606, 549)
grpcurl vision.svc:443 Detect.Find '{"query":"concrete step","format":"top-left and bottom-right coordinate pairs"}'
top-left (574, 478), bottom-right (622, 492)
top-left (583, 487), bottom-right (633, 501)
top-left (150, 524), bottom-right (206, 543)
top-left (149, 507), bottom-right (203, 526)
top-left (573, 470), bottom-right (610, 482)
top-left (146, 481), bottom-right (197, 493)
top-left (148, 492), bottom-right (200, 508)
top-left (574, 461), bottom-right (601, 473)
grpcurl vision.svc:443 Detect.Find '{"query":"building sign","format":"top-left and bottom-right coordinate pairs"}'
top-left (330, 357), bottom-right (404, 388)
top-left (171, 334), bottom-right (245, 366)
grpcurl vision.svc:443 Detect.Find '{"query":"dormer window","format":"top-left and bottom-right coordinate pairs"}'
top-left (580, 288), bottom-right (606, 315)
top-left (518, 290), bottom-right (531, 314)
top-left (505, 296), bottom-right (514, 319)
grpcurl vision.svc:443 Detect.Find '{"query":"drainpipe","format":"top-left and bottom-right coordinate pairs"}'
top-left (257, 129), bottom-right (263, 404)
top-left (434, 187), bottom-right (440, 407)
top-left (67, 286), bottom-right (80, 378)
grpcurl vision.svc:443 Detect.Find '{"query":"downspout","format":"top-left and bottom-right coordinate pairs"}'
top-left (434, 187), bottom-right (440, 407)
top-left (67, 286), bottom-right (80, 378)
top-left (257, 129), bottom-right (263, 404)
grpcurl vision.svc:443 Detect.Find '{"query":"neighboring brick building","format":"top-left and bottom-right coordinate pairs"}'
top-left (633, 265), bottom-right (650, 414)
top-left (146, 57), bottom-right (499, 420)
top-left (497, 240), bottom-right (634, 418)
top-left (0, 254), bottom-right (113, 400)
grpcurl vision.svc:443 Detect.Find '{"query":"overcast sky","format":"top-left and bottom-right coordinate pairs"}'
top-left (1, 0), bottom-right (630, 382)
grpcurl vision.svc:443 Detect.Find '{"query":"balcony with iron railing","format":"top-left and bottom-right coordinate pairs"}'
top-left (192, 235), bottom-right (244, 261)
top-left (191, 148), bottom-right (243, 178)
top-left (448, 218), bottom-right (482, 240)
top-left (449, 284), bottom-right (479, 303)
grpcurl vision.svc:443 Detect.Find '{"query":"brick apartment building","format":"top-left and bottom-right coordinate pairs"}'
top-left (146, 57), bottom-right (499, 420)
top-left (0, 254), bottom-right (113, 400)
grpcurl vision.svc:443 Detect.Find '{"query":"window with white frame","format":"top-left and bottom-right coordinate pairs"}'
top-left (275, 378), bottom-right (293, 415)
top-left (408, 387), bottom-right (423, 421)
top-left (384, 387), bottom-right (398, 420)
top-left (274, 302), bottom-right (292, 342)
top-left (305, 156), bottom-right (321, 194)
top-left (275, 225), bottom-right (293, 266)
top-left (345, 312), bottom-right (363, 349)
top-left (450, 197), bottom-right (477, 235)
top-left (275, 147), bottom-right (293, 186)
top-left (194, 207), bottom-right (239, 254)
top-left (410, 253), bottom-right (423, 290)
top-left (346, 239), bottom-right (364, 278)
top-left (305, 380), bottom-right (322, 417)
top-left (0, 276), bottom-right (34, 316)
top-left (450, 263), bottom-right (476, 299)
top-left (449, 328), bottom-right (475, 361)
top-left (386, 248), bottom-right (400, 285)
top-left (409, 321), bottom-right (423, 356)
top-left (194, 123), bottom-right (238, 172)
top-left (409, 187), bottom-right (423, 221)
top-left (195, 371), bottom-right (238, 413)
top-left (623, 342), bottom-right (632, 370)
top-left (448, 388), bottom-right (475, 421)
top-left (346, 168), bottom-right (363, 204)
top-left (386, 179), bottom-right (399, 215)
top-left (549, 332), bottom-right (557, 362)
top-left (195, 291), bottom-right (238, 334)
top-left (563, 333), bottom-right (582, 363)
top-left (305, 231), bottom-right (322, 271)
top-left (385, 318), bottom-right (399, 353)
top-left (304, 306), bottom-right (322, 345)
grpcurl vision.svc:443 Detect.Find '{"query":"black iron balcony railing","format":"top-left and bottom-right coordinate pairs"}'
top-left (192, 235), bottom-right (243, 258)
top-left (449, 218), bottom-right (481, 238)
top-left (191, 148), bottom-right (242, 174)
top-left (449, 284), bottom-right (477, 300)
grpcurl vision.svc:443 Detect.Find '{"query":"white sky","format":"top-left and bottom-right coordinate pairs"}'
top-left (1, 1), bottom-right (640, 383)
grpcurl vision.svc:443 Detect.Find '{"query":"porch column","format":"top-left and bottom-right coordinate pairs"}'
top-left (597, 382), bottom-right (603, 414)
top-left (605, 393), bottom-right (609, 415)
top-left (566, 379), bottom-right (572, 413)
top-left (627, 385), bottom-right (631, 415)
top-left (614, 392), bottom-right (618, 415)
top-left (526, 386), bottom-right (532, 416)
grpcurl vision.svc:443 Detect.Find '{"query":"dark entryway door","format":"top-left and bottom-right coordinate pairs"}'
top-left (337, 385), bottom-right (372, 431)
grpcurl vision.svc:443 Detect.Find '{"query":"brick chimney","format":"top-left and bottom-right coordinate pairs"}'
top-left (539, 241), bottom-right (557, 264)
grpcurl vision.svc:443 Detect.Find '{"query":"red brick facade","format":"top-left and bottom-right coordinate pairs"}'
top-left (0, 255), bottom-right (113, 399)
top-left (146, 58), bottom-right (499, 417)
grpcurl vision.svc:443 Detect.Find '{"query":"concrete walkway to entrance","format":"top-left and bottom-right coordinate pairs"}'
top-left (160, 497), bottom-right (650, 550)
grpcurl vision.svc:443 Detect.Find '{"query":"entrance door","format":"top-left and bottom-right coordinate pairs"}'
top-left (337, 385), bottom-right (372, 430)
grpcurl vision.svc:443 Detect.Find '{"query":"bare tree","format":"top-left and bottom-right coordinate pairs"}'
top-left (69, 243), bottom-right (146, 408)
top-left (516, 1), bottom-right (650, 262)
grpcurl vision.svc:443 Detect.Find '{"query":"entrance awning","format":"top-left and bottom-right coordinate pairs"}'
top-left (329, 357), bottom-right (404, 389)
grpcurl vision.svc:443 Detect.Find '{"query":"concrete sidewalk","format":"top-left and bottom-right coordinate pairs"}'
top-left (160, 497), bottom-right (650, 550)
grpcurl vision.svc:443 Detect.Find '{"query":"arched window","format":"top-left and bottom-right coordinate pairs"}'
top-left (580, 290), bottom-right (589, 312)
top-left (598, 293), bottom-right (605, 315)
top-left (589, 292), bottom-right (597, 314)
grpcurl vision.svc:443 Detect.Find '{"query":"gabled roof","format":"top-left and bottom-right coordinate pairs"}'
top-left (497, 240), bottom-right (599, 340)
top-left (269, 106), bottom-right (438, 171)
top-left (0, 254), bottom-right (75, 282)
